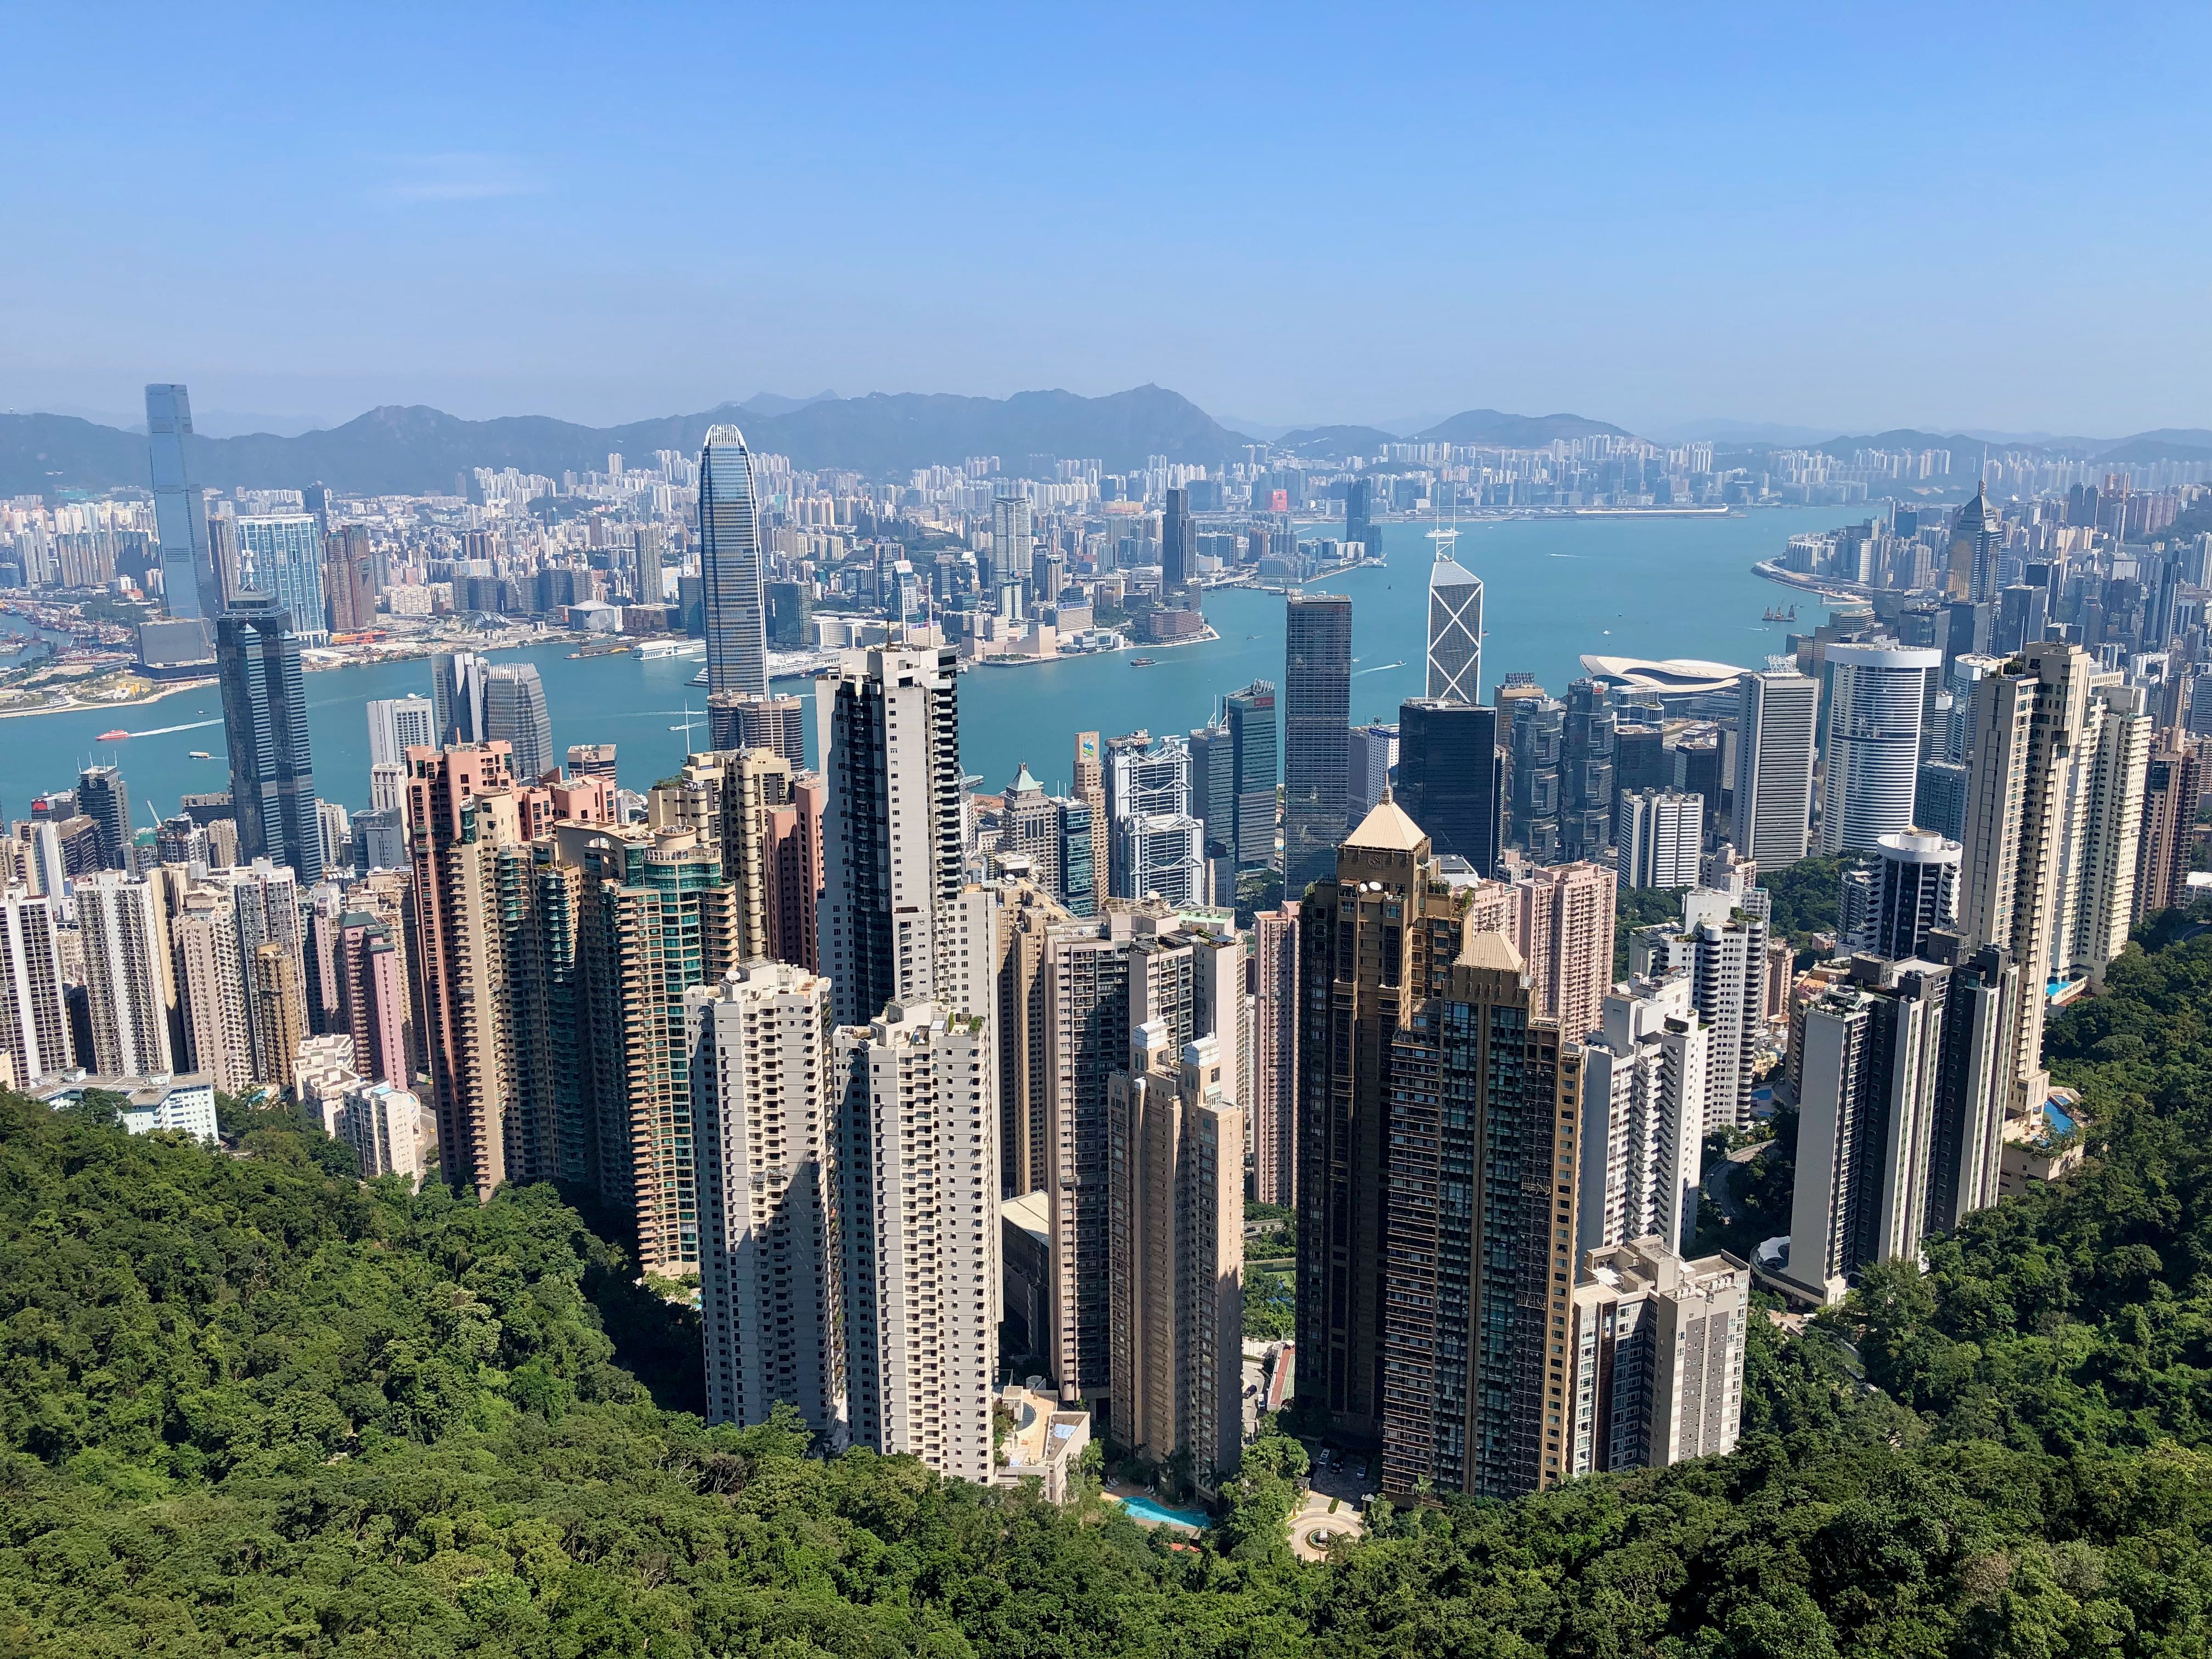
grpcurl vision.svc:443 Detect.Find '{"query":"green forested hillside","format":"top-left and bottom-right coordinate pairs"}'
top-left (7, 927), bottom-right (2212, 1655)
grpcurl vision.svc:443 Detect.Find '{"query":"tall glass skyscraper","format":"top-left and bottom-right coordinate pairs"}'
top-left (145, 384), bottom-right (221, 622)
top-left (1425, 540), bottom-right (1483, 704)
top-left (1284, 594), bottom-right (1352, 895)
top-left (217, 596), bottom-right (323, 883)
top-left (698, 426), bottom-right (768, 698)
top-left (1224, 679), bottom-right (1279, 872)
top-left (484, 662), bottom-right (554, 782)
top-left (235, 516), bottom-right (330, 646)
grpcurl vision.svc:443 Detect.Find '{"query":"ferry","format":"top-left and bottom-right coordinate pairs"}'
top-left (637, 639), bottom-right (707, 661)
top-left (188, 751), bottom-right (213, 760)
top-left (96, 729), bottom-right (129, 741)
top-left (1130, 656), bottom-right (1157, 668)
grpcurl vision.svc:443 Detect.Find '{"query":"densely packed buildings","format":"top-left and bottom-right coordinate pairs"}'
top-left (8, 398), bottom-right (2207, 1519)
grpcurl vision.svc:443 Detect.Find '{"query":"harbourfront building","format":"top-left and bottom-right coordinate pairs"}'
top-left (699, 425), bottom-right (770, 699)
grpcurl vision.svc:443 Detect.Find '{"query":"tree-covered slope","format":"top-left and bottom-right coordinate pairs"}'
top-left (4, 926), bottom-right (2212, 1655)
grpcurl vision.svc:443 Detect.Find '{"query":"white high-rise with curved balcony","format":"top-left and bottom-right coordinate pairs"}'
top-left (698, 425), bottom-right (769, 698)
top-left (1820, 644), bottom-right (1941, 854)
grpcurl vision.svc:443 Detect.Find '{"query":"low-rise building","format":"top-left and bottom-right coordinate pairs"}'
top-left (35, 1071), bottom-right (219, 1143)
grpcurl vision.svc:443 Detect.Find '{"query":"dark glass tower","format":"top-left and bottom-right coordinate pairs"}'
top-left (217, 596), bottom-right (323, 882)
top-left (146, 384), bottom-right (221, 622)
top-left (74, 765), bottom-right (133, 871)
top-left (1559, 678), bottom-right (1616, 862)
top-left (484, 662), bottom-right (555, 783)
top-left (1283, 594), bottom-right (1352, 895)
top-left (1224, 679), bottom-right (1279, 871)
top-left (1345, 474), bottom-right (1375, 558)
top-left (1396, 699), bottom-right (1502, 874)
top-left (1161, 486), bottom-right (1194, 593)
top-left (698, 425), bottom-right (769, 698)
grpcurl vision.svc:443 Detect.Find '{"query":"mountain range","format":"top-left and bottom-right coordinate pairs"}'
top-left (3, 388), bottom-right (2207, 498)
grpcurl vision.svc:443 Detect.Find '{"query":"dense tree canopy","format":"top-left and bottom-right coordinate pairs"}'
top-left (5, 921), bottom-right (2212, 1654)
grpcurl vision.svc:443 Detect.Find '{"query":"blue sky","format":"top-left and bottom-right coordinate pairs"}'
top-left (4, 2), bottom-right (2209, 437)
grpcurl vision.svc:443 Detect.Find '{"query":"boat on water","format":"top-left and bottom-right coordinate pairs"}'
top-left (188, 750), bottom-right (212, 760)
top-left (1130, 656), bottom-right (1157, 667)
top-left (97, 729), bottom-right (129, 741)
top-left (637, 639), bottom-right (706, 661)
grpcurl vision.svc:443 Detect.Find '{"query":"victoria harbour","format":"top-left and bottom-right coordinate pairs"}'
top-left (4, 506), bottom-right (1848, 822)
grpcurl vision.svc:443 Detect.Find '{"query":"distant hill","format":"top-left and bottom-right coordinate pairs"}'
top-left (1805, 427), bottom-right (2212, 466)
top-left (1413, 409), bottom-right (1629, 447)
top-left (1270, 425), bottom-right (1398, 458)
top-left (2100, 431), bottom-right (2212, 464)
top-left (0, 385), bottom-right (1251, 497)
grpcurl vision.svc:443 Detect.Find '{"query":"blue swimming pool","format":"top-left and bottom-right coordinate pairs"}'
top-left (1113, 1492), bottom-right (1209, 1530)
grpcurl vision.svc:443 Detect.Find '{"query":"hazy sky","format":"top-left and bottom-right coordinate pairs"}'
top-left (5, 2), bottom-right (2209, 437)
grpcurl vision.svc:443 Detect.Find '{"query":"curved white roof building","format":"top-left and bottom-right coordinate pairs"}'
top-left (1578, 656), bottom-right (1750, 696)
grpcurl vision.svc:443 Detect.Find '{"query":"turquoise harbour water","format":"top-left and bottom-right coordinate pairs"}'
top-left (3, 509), bottom-right (1852, 826)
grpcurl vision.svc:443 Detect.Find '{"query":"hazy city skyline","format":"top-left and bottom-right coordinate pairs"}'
top-left (6, 6), bottom-right (2209, 436)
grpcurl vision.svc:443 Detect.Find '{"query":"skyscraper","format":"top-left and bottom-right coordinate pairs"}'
top-left (1956, 640), bottom-right (2092, 1115)
top-left (1297, 797), bottom-right (1481, 1444)
top-left (1577, 972), bottom-right (1708, 1260)
top-left (1346, 722), bottom-right (1397, 819)
top-left (145, 384), bottom-right (220, 622)
top-left (2058, 679), bottom-right (2149, 990)
top-left (1380, 928), bottom-right (1582, 1497)
top-left (1250, 904), bottom-right (1299, 1209)
top-left (1559, 679), bottom-right (1617, 863)
top-left (699, 425), bottom-right (769, 699)
top-left (708, 691), bottom-right (806, 765)
top-left (1781, 955), bottom-right (1969, 1304)
top-left (1508, 693), bottom-right (1565, 860)
top-left (367, 696), bottom-right (437, 769)
top-left (406, 743), bottom-right (530, 1198)
top-left (0, 888), bottom-right (69, 1089)
top-left (817, 647), bottom-right (966, 1027)
top-left (991, 495), bottom-right (1033, 594)
top-left (567, 816), bottom-right (736, 1274)
top-left (1396, 700), bottom-right (1502, 874)
top-left (217, 597), bottom-right (323, 883)
top-left (1946, 482), bottom-right (2001, 603)
top-left (1871, 830), bottom-right (1961, 960)
top-left (1344, 474), bottom-right (1376, 559)
top-left (431, 652), bottom-right (489, 747)
top-left (2134, 737), bottom-right (2202, 922)
top-left (1510, 861), bottom-right (1620, 1047)
top-left (1043, 924), bottom-right (1131, 1398)
top-left (1108, 1025), bottom-right (1243, 1489)
top-left (235, 516), bottom-right (331, 647)
top-left (837, 1000), bottom-right (998, 1483)
top-left (1731, 669), bottom-right (1817, 870)
top-left (484, 662), bottom-right (555, 783)
top-left (74, 765), bottom-right (133, 871)
top-left (1818, 644), bottom-right (1942, 854)
top-left (690, 961), bottom-right (845, 1440)
top-left (1072, 731), bottom-right (1109, 902)
top-left (1283, 593), bottom-right (1352, 896)
top-left (324, 523), bottom-right (376, 635)
top-left (1161, 486), bottom-right (1194, 593)
top-left (1106, 733), bottom-right (1204, 906)
top-left (1615, 790), bottom-right (1703, 889)
top-left (1425, 540), bottom-right (1483, 703)
top-left (1565, 1239), bottom-right (1747, 1477)
top-left (76, 872), bottom-right (175, 1076)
